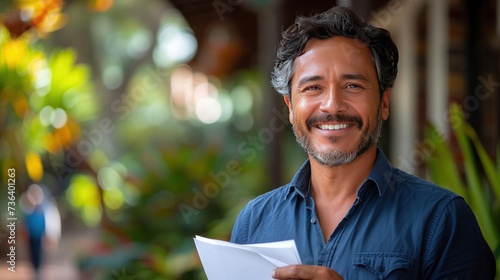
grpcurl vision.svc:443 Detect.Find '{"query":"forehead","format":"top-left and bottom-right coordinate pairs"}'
top-left (292, 36), bottom-right (377, 83)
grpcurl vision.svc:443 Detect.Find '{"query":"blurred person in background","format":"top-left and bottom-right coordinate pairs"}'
top-left (230, 6), bottom-right (495, 280)
top-left (21, 184), bottom-right (61, 280)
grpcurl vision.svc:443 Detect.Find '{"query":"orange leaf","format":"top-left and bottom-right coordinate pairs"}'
top-left (89, 0), bottom-right (114, 12)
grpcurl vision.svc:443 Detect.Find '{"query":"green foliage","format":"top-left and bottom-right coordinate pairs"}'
top-left (0, 24), bottom-right (98, 185)
top-left (72, 63), bottom-right (272, 279)
top-left (425, 103), bottom-right (500, 278)
top-left (78, 138), bottom-right (269, 279)
top-left (1, 3), bottom-right (285, 279)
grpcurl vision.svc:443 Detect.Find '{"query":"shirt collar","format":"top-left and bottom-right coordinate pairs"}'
top-left (284, 159), bottom-right (311, 200)
top-left (284, 147), bottom-right (394, 200)
top-left (365, 147), bottom-right (393, 196)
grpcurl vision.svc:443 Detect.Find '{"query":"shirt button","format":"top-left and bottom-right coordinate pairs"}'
top-left (310, 217), bottom-right (317, 224)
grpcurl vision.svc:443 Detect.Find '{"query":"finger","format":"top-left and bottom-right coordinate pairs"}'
top-left (272, 265), bottom-right (314, 279)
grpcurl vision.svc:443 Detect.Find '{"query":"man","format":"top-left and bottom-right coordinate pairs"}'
top-left (230, 6), bottom-right (496, 280)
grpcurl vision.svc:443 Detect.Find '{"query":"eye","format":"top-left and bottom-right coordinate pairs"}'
top-left (346, 84), bottom-right (361, 89)
top-left (304, 85), bottom-right (320, 91)
top-left (344, 83), bottom-right (365, 92)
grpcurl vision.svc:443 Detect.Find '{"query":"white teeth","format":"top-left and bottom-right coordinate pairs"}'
top-left (318, 124), bottom-right (349, 130)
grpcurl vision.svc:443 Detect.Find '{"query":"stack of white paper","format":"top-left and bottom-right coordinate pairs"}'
top-left (194, 235), bottom-right (302, 280)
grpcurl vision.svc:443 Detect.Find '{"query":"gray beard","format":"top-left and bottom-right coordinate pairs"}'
top-left (292, 107), bottom-right (383, 167)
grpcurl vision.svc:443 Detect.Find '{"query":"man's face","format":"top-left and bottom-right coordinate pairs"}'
top-left (285, 36), bottom-right (391, 166)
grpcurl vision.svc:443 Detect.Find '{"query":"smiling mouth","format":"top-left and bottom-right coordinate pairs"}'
top-left (317, 124), bottom-right (352, 130)
top-left (306, 113), bottom-right (363, 131)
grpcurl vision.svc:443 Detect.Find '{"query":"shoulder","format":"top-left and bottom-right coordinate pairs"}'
top-left (416, 181), bottom-right (496, 277)
top-left (387, 167), bottom-right (462, 206)
top-left (383, 166), bottom-right (482, 231)
top-left (372, 149), bottom-right (461, 206)
top-left (230, 184), bottom-right (294, 243)
top-left (238, 184), bottom-right (295, 218)
top-left (377, 168), bottom-right (495, 276)
top-left (378, 167), bottom-right (469, 232)
top-left (387, 169), bottom-right (490, 253)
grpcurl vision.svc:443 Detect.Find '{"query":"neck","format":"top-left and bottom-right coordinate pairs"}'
top-left (309, 146), bottom-right (378, 202)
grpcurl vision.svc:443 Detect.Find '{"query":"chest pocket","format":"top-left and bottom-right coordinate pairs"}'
top-left (352, 253), bottom-right (414, 280)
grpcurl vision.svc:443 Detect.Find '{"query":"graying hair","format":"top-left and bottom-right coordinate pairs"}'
top-left (271, 6), bottom-right (398, 98)
top-left (271, 59), bottom-right (294, 95)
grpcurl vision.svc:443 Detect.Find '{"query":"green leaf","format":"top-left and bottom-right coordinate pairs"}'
top-left (464, 122), bottom-right (500, 202)
top-left (497, 142), bottom-right (500, 183)
top-left (0, 24), bottom-right (10, 48)
top-left (450, 103), bottom-right (498, 249)
top-left (48, 49), bottom-right (90, 105)
top-left (424, 123), bottom-right (469, 201)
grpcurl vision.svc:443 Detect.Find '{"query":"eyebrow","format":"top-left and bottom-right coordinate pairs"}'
top-left (297, 73), bottom-right (369, 88)
top-left (297, 75), bottom-right (324, 88)
top-left (342, 74), bottom-right (368, 82)
top-left (341, 73), bottom-right (369, 82)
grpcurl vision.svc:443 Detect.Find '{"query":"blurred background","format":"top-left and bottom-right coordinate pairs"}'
top-left (0, 0), bottom-right (498, 279)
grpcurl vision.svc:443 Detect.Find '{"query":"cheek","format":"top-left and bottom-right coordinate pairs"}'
top-left (294, 98), bottom-right (316, 117)
top-left (354, 103), bottom-right (377, 124)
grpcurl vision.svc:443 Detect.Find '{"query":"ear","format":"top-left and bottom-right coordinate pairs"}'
top-left (283, 94), bottom-right (293, 124)
top-left (381, 88), bottom-right (391, 120)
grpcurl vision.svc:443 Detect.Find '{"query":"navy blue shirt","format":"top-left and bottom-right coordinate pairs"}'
top-left (231, 148), bottom-right (495, 279)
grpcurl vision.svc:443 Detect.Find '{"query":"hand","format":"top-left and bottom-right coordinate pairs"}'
top-left (272, 265), bottom-right (344, 280)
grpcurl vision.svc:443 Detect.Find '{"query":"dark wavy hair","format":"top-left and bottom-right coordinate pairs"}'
top-left (271, 6), bottom-right (399, 98)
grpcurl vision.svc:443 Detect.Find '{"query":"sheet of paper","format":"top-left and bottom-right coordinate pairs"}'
top-left (194, 235), bottom-right (302, 280)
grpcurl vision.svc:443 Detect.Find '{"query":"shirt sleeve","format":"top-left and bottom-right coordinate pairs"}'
top-left (423, 197), bottom-right (496, 279)
top-left (230, 203), bottom-right (251, 244)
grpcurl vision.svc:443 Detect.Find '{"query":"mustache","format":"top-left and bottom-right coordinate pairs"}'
top-left (306, 113), bottom-right (363, 130)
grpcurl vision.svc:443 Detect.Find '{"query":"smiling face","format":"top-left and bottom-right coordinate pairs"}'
top-left (285, 36), bottom-right (391, 167)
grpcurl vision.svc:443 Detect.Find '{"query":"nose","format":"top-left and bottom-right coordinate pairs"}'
top-left (319, 87), bottom-right (347, 114)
